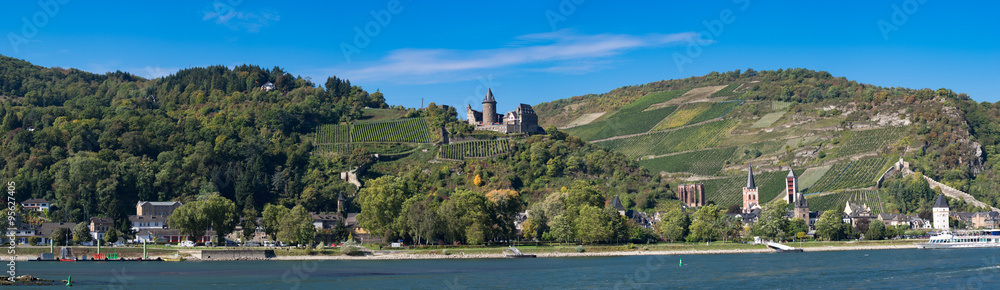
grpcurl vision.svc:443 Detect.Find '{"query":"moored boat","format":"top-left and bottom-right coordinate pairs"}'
top-left (916, 229), bottom-right (1000, 249)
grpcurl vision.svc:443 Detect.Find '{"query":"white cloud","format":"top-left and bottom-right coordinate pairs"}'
top-left (202, 1), bottom-right (279, 33)
top-left (139, 66), bottom-right (179, 79)
top-left (337, 30), bottom-right (704, 84)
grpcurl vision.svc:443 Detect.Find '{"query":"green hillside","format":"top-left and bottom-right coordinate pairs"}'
top-left (536, 68), bottom-right (1000, 215)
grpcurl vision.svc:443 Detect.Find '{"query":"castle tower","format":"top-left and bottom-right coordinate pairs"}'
top-left (793, 191), bottom-right (809, 227)
top-left (933, 194), bottom-right (950, 231)
top-left (742, 163), bottom-right (759, 213)
top-left (482, 88), bottom-right (497, 125)
top-left (785, 169), bottom-right (798, 204)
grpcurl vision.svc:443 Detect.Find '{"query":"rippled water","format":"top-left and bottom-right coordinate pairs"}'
top-left (17, 248), bottom-right (1000, 289)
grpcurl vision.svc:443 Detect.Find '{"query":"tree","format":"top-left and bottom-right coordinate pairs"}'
top-left (401, 197), bottom-right (441, 245)
top-left (788, 218), bottom-right (809, 238)
top-left (687, 204), bottom-right (722, 242)
top-left (549, 214), bottom-right (574, 243)
top-left (104, 228), bottom-right (119, 244)
top-left (202, 194), bottom-right (239, 246)
top-left (575, 205), bottom-right (612, 244)
top-left (854, 218), bottom-right (871, 234)
top-left (241, 207), bottom-right (259, 245)
top-left (278, 205), bottom-right (316, 246)
top-left (168, 201), bottom-right (209, 242)
top-left (815, 210), bottom-right (848, 241)
top-left (262, 204), bottom-right (290, 241)
top-left (867, 220), bottom-right (886, 240)
top-left (751, 200), bottom-right (789, 239)
top-left (73, 222), bottom-right (92, 244)
top-left (51, 228), bottom-right (70, 246)
top-left (357, 176), bottom-right (410, 239)
top-left (659, 208), bottom-right (689, 242)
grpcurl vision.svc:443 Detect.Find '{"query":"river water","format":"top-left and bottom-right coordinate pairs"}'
top-left (18, 248), bottom-right (1000, 289)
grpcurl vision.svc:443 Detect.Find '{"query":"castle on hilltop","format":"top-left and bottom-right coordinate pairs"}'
top-left (466, 88), bottom-right (540, 134)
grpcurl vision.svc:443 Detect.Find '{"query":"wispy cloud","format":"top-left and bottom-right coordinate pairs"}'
top-left (202, 1), bottom-right (279, 33)
top-left (337, 30), bottom-right (704, 84)
top-left (139, 66), bottom-right (179, 79)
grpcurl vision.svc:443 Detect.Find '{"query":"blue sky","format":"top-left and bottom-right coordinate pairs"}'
top-left (3, 1), bottom-right (998, 113)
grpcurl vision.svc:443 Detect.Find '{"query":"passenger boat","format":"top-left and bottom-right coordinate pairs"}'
top-left (916, 229), bottom-right (1000, 249)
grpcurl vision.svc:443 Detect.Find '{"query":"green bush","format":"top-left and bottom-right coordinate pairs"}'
top-left (575, 245), bottom-right (585, 253)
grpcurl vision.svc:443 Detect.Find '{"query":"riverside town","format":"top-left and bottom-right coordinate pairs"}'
top-left (1, 1), bottom-right (998, 288)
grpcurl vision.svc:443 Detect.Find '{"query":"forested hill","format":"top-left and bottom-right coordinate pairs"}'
top-left (0, 54), bottom-right (392, 231)
top-left (535, 68), bottom-right (1000, 212)
top-left (2, 55), bottom-right (673, 246)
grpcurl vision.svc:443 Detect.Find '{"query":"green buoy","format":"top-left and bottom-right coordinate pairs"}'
top-left (679, 259), bottom-right (683, 266)
top-left (66, 275), bottom-right (72, 286)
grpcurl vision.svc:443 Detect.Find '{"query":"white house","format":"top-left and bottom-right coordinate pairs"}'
top-left (130, 215), bottom-right (167, 232)
top-left (21, 198), bottom-right (50, 212)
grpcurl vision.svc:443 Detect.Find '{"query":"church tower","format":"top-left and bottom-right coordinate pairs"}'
top-left (933, 194), bottom-right (950, 231)
top-left (742, 163), bottom-right (759, 213)
top-left (482, 88), bottom-right (497, 125)
top-left (785, 169), bottom-right (799, 204)
top-left (793, 191), bottom-right (809, 227)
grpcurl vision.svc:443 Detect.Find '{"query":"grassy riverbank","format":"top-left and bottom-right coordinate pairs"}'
top-left (17, 239), bottom-right (926, 261)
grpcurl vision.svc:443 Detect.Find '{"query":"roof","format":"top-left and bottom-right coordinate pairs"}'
top-left (338, 192), bottom-right (345, 201)
top-left (933, 194), bottom-right (948, 208)
top-left (878, 213), bottom-right (906, 221)
top-left (746, 163), bottom-right (756, 189)
top-left (311, 213), bottom-right (341, 222)
top-left (483, 88), bottom-right (496, 104)
top-left (138, 201), bottom-right (182, 207)
top-left (129, 215), bottom-right (165, 223)
top-left (794, 192), bottom-right (808, 208)
top-left (38, 222), bottom-right (75, 236)
top-left (516, 103), bottom-right (535, 115)
top-left (787, 169), bottom-right (796, 178)
top-left (345, 213), bottom-right (359, 227)
top-left (90, 217), bottom-right (113, 224)
top-left (22, 198), bottom-right (49, 204)
top-left (134, 228), bottom-right (217, 237)
top-left (610, 195), bottom-right (625, 211)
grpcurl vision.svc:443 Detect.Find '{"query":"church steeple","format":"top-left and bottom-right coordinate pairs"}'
top-left (746, 163), bottom-right (756, 189)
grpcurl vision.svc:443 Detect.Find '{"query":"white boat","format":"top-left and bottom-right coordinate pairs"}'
top-left (916, 229), bottom-right (1000, 249)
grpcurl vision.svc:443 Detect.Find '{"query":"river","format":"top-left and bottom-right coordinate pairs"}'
top-left (17, 248), bottom-right (1000, 289)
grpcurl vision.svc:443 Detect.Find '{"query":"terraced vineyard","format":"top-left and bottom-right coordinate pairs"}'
top-left (351, 118), bottom-right (431, 143)
top-left (654, 102), bottom-right (711, 130)
top-left (313, 143), bottom-right (416, 155)
top-left (639, 147), bottom-right (736, 175)
top-left (316, 124), bottom-right (351, 143)
top-left (439, 139), bottom-right (510, 160)
top-left (805, 189), bottom-right (885, 215)
top-left (566, 105), bottom-right (677, 141)
top-left (565, 90), bottom-right (685, 141)
top-left (807, 157), bottom-right (892, 194)
top-left (751, 111), bottom-right (785, 128)
top-left (834, 126), bottom-right (908, 157)
top-left (686, 101), bottom-right (741, 125)
top-left (702, 170), bottom-right (788, 207)
top-left (797, 165), bottom-right (832, 191)
top-left (708, 84), bottom-right (740, 99)
top-left (598, 119), bottom-right (738, 159)
top-left (771, 101), bottom-right (793, 111)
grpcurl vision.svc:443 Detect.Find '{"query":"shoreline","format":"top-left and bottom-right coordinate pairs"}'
top-left (268, 243), bottom-right (920, 261)
top-left (13, 243), bottom-right (921, 261)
